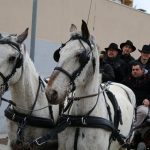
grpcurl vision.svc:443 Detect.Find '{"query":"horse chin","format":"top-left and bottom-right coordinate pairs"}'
top-left (46, 87), bottom-right (67, 105)
top-left (48, 98), bottom-right (61, 105)
top-left (46, 94), bottom-right (65, 105)
top-left (45, 90), bottom-right (58, 105)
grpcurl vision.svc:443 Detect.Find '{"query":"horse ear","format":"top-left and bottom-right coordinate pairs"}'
top-left (81, 20), bottom-right (90, 39)
top-left (0, 33), bottom-right (2, 39)
top-left (70, 24), bottom-right (77, 33)
top-left (17, 28), bottom-right (29, 44)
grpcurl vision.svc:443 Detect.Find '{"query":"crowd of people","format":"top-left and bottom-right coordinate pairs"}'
top-left (99, 41), bottom-right (150, 128)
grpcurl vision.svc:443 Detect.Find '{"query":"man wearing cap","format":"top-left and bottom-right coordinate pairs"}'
top-left (103, 43), bottom-right (126, 83)
top-left (137, 44), bottom-right (150, 72)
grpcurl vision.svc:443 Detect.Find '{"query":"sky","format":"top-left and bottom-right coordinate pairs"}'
top-left (133, 0), bottom-right (150, 14)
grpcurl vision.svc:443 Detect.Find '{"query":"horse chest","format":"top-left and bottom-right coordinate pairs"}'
top-left (58, 127), bottom-right (110, 150)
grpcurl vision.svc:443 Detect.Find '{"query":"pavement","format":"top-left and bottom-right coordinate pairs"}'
top-left (0, 134), bottom-right (8, 150)
top-left (0, 134), bottom-right (58, 150)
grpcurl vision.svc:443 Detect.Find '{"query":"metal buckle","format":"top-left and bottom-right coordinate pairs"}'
top-left (17, 127), bottom-right (21, 135)
top-left (67, 117), bottom-right (71, 125)
top-left (12, 113), bottom-right (16, 120)
top-left (33, 137), bottom-right (46, 146)
top-left (81, 117), bottom-right (87, 125)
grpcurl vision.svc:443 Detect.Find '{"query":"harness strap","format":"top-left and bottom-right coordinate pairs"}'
top-left (106, 89), bottom-right (123, 127)
top-left (54, 67), bottom-right (76, 92)
top-left (59, 114), bottom-right (114, 130)
top-left (74, 127), bottom-right (80, 150)
top-left (1, 97), bottom-right (16, 106)
top-left (101, 85), bottom-right (112, 122)
top-left (4, 106), bottom-right (55, 128)
top-left (31, 114), bottom-right (125, 146)
top-left (30, 118), bottom-right (69, 146)
top-left (59, 115), bottom-right (125, 145)
top-left (15, 76), bottom-right (43, 144)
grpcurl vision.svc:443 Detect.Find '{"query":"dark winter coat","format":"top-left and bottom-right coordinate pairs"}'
top-left (100, 60), bottom-right (115, 82)
top-left (137, 57), bottom-right (150, 71)
top-left (120, 54), bottom-right (135, 76)
top-left (122, 73), bottom-right (150, 106)
top-left (103, 56), bottom-right (127, 83)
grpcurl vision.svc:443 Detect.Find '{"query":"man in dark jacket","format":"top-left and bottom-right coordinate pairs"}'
top-left (122, 61), bottom-right (150, 127)
top-left (120, 40), bottom-right (136, 63)
top-left (137, 44), bottom-right (150, 72)
top-left (120, 40), bottom-right (136, 76)
top-left (103, 43), bottom-right (127, 83)
top-left (99, 51), bottom-right (115, 82)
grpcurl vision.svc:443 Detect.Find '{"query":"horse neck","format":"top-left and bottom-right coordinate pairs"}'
top-left (10, 53), bottom-right (49, 117)
top-left (70, 62), bottom-right (108, 117)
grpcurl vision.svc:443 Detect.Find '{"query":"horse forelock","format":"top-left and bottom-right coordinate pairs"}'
top-left (70, 31), bottom-right (81, 37)
top-left (0, 33), bottom-right (17, 41)
top-left (70, 31), bottom-right (96, 45)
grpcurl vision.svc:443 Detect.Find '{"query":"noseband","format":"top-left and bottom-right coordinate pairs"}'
top-left (54, 35), bottom-right (93, 92)
top-left (0, 39), bottom-right (23, 94)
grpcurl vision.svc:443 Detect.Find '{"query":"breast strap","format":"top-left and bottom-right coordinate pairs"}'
top-left (5, 106), bottom-right (55, 128)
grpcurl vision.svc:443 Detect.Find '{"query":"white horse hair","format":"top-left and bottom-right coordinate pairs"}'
top-left (0, 29), bottom-right (59, 150)
top-left (45, 20), bottom-right (136, 150)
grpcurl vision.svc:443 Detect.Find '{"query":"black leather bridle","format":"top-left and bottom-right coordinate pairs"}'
top-left (0, 39), bottom-right (23, 94)
top-left (54, 35), bottom-right (94, 92)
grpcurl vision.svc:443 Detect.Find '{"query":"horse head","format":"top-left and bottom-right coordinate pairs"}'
top-left (0, 28), bottom-right (28, 105)
top-left (46, 20), bottom-right (99, 105)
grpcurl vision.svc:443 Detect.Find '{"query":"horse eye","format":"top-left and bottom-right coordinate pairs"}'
top-left (8, 56), bottom-right (16, 63)
top-left (76, 53), bottom-right (81, 58)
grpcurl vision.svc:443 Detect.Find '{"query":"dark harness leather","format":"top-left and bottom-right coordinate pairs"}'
top-left (5, 105), bottom-right (55, 128)
top-left (58, 114), bottom-right (125, 145)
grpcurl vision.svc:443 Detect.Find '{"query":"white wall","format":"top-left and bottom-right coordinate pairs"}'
top-left (0, 0), bottom-right (149, 58)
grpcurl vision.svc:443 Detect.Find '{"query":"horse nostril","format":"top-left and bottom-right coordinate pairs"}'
top-left (46, 89), bottom-right (58, 103)
top-left (52, 89), bottom-right (58, 100)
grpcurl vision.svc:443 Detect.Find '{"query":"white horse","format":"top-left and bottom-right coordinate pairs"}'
top-left (0, 29), bottom-right (59, 150)
top-left (45, 20), bottom-right (136, 150)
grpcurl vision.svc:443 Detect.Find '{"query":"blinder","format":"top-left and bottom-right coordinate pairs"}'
top-left (53, 48), bottom-right (60, 62)
top-left (79, 50), bottom-right (90, 66)
top-left (53, 43), bottom-right (66, 62)
top-left (15, 54), bottom-right (23, 68)
top-left (53, 35), bottom-right (92, 64)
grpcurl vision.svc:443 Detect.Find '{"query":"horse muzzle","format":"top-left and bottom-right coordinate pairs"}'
top-left (45, 88), bottom-right (59, 104)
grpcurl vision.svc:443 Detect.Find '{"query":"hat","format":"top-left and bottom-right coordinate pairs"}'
top-left (105, 43), bottom-right (121, 52)
top-left (120, 40), bottom-right (136, 52)
top-left (99, 50), bottom-right (106, 58)
top-left (138, 45), bottom-right (150, 54)
top-left (99, 50), bottom-right (106, 55)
